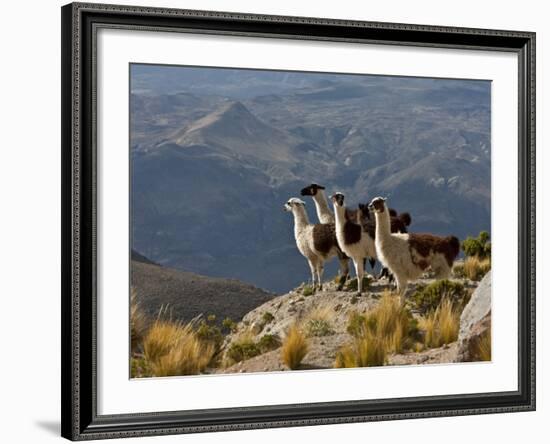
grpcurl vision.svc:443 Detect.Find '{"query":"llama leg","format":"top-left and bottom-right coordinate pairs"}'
top-left (337, 257), bottom-right (349, 290)
top-left (354, 259), bottom-right (365, 295)
top-left (307, 258), bottom-right (317, 291)
top-left (395, 275), bottom-right (407, 305)
top-left (317, 262), bottom-right (325, 291)
top-left (368, 257), bottom-right (376, 270)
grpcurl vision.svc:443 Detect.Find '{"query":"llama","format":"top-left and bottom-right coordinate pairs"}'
top-left (357, 203), bottom-right (411, 236)
top-left (284, 197), bottom-right (346, 292)
top-left (357, 203), bottom-right (412, 279)
top-left (330, 192), bottom-right (377, 294)
top-left (300, 183), bottom-right (352, 289)
top-left (368, 196), bottom-right (460, 297)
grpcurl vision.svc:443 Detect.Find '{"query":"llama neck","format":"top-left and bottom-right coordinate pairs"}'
top-left (312, 191), bottom-right (333, 223)
top-left (333, 205), bottom-right (346, 234)
top-left (374, 207), bottom-right (392, 241)
top-left (292, 206), bottom-right (310, 237)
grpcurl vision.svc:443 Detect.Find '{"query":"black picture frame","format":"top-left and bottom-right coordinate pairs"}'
top-left (61, 2), bottom-right (536, 440)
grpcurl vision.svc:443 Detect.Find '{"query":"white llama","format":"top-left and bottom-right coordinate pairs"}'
top-left (368, 196), bottom-right (460, 296)
top-left (330, 192), bottom-right (377, 294)
top-left (284, 197), bottom-right (341, 292)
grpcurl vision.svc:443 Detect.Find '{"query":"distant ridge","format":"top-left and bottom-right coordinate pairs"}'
top-left (131, 249), bottom-right (158, 265)
top-left (131, 259), bottom-right (274, 323)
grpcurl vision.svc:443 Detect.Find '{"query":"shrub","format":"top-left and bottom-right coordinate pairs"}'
top-left (195, 317), bottom-right (224, 354)
top-left (345, 276), bottom-right (371, 292)
top-left (418, 299), bottom-right (460, 348)
top-left (222, 317), bottom-right (237, 333)
top-left (462, 231), bottom-right (491, 259)
top-left (143, 320), bottom-right (214, 376)
top-left (302, 285), bottom-right (315, 296)
top-left (262, 312), bottom-right (275, 324)
top-left (258, 334), bottom-right (281, 352)
top-left (410, 279), bottom-right (469, 314)
top-left (130, 288), bottom-right (148, 351)
top-left (226, 336), bottom-right (261, 364)
top-left (334, 334), bottom-right (386, 368)
top-left (306, 319), bottom-right (334, 337)
top-left (305, 305), bottom-right (335, 337)
top-left (281, 325), bottom-right (308, 370)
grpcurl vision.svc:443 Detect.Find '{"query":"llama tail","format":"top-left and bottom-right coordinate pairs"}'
top-left (447, 235), bottom-right (460, 260)
top-left (399, 212), bottom-right (412, 227)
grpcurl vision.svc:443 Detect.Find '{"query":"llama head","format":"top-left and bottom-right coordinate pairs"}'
top-left (330, 192), bottom-right (345, 207)
top-left (284, 197), bottom-right (306, 212)
top-left (368, 196), bottom-right (387, 213)
top-left (358, 203), bottom-right (372, 219)
top-left (300, 183), bottom-right (325, 197)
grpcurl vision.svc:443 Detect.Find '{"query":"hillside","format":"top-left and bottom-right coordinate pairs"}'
top-left (131, 258), bottom-right (274, 323)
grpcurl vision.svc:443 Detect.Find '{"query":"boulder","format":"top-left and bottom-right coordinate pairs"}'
top-left (455, 271), bottom-right (491, 362)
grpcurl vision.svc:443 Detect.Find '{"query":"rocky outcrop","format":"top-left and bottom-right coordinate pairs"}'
top-left (455, 271), bottom-right (491, 362)
top-left (213, 273), bottom-right (485, 374)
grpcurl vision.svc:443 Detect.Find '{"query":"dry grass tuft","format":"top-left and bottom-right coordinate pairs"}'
top-left (418, 299), bottom-right (460, 348)
top-left (130, 288), bottom-right (149, 351)
top-left (281, 324), bottom-right (308, 370)
top-left (462, 256), bottom-right (491, 281)
top-left (334, 334), bottom-right (386, 368)
top-left (366, 291), bottom-right (412, 353)
top-left (143, 319), bottom-right (214, 377)
top-left (337, 291), bottom-right (410, 368)
top-left (469, 329), bottom-right (492, 362)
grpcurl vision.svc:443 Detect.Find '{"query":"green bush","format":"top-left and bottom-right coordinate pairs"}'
top-left (226, 340), bottom-right (261, 363)
top-left (302, 285), bottom-right (314, 296)
top-left (195, 317), bottom-right (223, 353)
top-left (222, 317), bottom-right (237, 333)
top-left (258, 334), bottom-right (281, 352)
top-left (410, 280), bottom-right (469, 314)
top-left (262, 312), bottom-right (275, 324)
top-left (462, 231), bottom-right (491, 259)
top-left (306, 319), bottom-right (334, 337)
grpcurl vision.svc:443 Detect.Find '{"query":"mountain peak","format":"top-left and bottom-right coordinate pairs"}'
top-left (170, 100), bottom-right (297, 163)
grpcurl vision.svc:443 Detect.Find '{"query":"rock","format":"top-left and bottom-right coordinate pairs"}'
top-left (455, 271), bottom-right (491, 362)
top-left (249, 321), bottom-right (264, 335)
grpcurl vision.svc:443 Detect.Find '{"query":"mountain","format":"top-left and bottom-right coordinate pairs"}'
top-left (169, 101), bottom-right (299, 164)
top-left (131, 256), bottom-right (274, 323)
top-left (130, 68), bottom-right (491, 293)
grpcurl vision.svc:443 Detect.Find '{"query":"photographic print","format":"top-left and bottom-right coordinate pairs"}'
top-left (129, 63), bottom-right (492, 378)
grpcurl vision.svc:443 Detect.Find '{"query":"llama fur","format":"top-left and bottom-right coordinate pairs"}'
top-left (368, 196), bottom-right (460, 297)
top-left (284, 197), bottom-right (345, 291)
top-left (330, 192), bottom-right (377, 294)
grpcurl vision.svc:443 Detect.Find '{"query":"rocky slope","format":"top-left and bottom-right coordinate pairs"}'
top-left (215, 272), bottom-right (490, 374)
